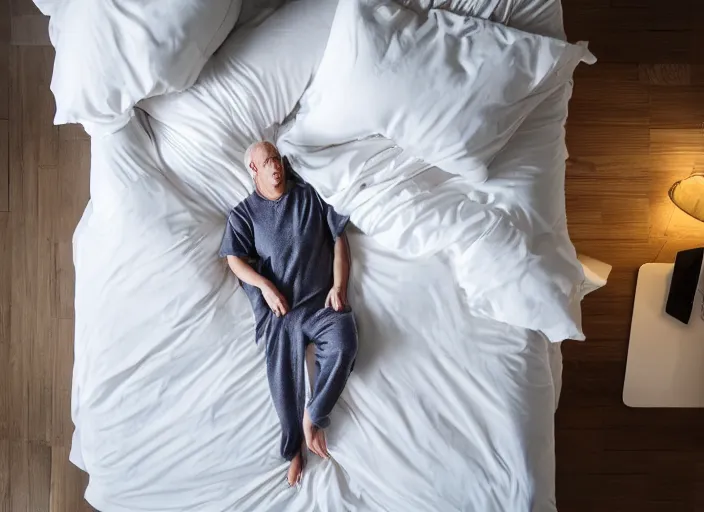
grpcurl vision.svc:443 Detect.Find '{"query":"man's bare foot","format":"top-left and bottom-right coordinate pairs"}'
top-left (303, 408), bottom-right (328, 459)
top-left (287, 451), bottom-right (303, 487)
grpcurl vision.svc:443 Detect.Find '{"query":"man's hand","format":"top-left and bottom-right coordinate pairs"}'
top-left (325, 286), bottom-right (347, 312)
top-left (260, 280), bottom-right (289, 317)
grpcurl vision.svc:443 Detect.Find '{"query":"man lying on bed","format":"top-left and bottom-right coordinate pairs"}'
top-left (220, 141), bottom-right (358, 487)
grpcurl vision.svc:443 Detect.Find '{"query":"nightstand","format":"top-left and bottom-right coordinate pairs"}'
top-left (623, 263), bottom-right (704, 407)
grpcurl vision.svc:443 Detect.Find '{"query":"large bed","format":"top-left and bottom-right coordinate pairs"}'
top-left (37, 0), bottom-right (601, 509)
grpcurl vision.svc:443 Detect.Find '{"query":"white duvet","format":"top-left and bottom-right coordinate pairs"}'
top-left (63, 0), bottom-right (597, 510)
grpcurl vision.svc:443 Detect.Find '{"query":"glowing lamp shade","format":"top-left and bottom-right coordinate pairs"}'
top-left (669, 171), bottom-right (704, 223)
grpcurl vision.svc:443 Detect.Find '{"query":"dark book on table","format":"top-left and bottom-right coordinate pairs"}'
top-left (666, 247), bottom-right (704, 325)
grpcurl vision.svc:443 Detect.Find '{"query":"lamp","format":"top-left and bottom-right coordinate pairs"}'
top-left (669, 170), bottom-right (704, 223)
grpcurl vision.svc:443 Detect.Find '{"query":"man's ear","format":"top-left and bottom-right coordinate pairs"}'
top-left (249, 162), bottom-right (257, 174)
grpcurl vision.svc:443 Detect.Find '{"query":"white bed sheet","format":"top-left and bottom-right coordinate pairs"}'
top-left (70, 0), bottom-right (581, 510)
top-left (74, 163), bottom-right (557, 510)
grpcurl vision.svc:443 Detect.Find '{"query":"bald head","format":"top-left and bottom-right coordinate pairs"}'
top-left (244, 141), bottom-right (285, 197)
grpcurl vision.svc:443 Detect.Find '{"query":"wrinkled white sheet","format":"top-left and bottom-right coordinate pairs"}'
top-left (73, 115), bottom-right (558, 511)
top-left (68, 0), bottom-right (592, 510)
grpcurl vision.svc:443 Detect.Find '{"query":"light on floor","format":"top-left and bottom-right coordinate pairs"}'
top-left (670, 172), bottom-right (704, 223)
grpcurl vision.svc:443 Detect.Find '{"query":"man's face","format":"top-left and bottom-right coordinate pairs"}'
top-left (251, 142), bottom-right (284, 189)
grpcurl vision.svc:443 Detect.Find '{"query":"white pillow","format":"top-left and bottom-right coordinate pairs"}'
top-left (143, 0), bottom-right (337, 142)
top-left (47, 0), bottom-right (242, 136)
top-left (286, 0), bottom-right (594, 183)
top-left (139, 0), bottom-right (339, 212)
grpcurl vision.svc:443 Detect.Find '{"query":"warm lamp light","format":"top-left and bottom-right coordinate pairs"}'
top-left (669, 171), bottom-right (704, 223)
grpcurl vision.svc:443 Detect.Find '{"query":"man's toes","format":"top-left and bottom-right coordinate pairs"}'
top-left (287, 469), bottom-right (299, 487)
top-left (287, 455), bottom-right (303, 486)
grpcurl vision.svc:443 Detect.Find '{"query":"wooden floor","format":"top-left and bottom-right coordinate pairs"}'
top-left (559, 0), bottom-right (704, 511)
top-left (1, 0), bottom-right (704, 510)
top-left (1, 0), bottom-right (93, 510)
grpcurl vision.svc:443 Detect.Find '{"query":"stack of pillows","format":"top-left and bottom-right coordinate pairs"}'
top-left (40, 0), bottom-right (594, 340)
top-left (39, 0), bottom-right (593, 155)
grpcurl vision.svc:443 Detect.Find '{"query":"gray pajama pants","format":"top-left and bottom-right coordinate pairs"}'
top-left (263, 305), bottom-right (358, 461)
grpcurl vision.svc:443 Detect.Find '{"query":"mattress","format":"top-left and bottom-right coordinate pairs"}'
top-left (67, 0), bottom-right (590, 510)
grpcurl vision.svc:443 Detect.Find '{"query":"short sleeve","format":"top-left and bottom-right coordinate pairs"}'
top-left (219, 207), bottom-right (256, 258)
top-left (314, 189), bottom-right (349, 241)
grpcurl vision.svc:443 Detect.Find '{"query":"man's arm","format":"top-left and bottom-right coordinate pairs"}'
top-left (326, 234), bottom-right (351, 311)
top-left (227, 255), bottom-right (289, 317)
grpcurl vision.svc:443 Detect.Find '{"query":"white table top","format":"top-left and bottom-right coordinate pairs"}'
top-left (623, 263), bottom-right (704, 408)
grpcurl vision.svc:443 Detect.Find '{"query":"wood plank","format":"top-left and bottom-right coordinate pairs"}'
top-left (55, 241), bottom-right (74, 319)
top-left (567, 196), bottom-right (650, 240)
top-left (30, 47), bottom-right (57, 444)
top-left (692, 65), bottom-right (704, 84)
top-left (566, 157), bottom-right (650, 197)
top-left (562, 338), bottom-right (629, 362)
top-left (650, 85), bottom-right (704, 129)
top-left (581, 269), bottom-right (638, 300)
top-left (52, 319), bottom-right (73, 447)
top-left (639, 64), bottom-right (692, 85)
top-left (34, 164), bottom-right (58, 445)
top-left (8, 46), bottom-right (58, 442)
top-left (27, 442), bottom-right (51, 512)
top-left (648, 151), bottom-right (699, 193)
top-left (650, 128), bottom-right (704, 156)
top-left (50, 446), bottom-right (91, 512)
top-left (559, 360), bottom-right (627, 407)
top-left (557, 499), bottom-right (695, 512)
top-left (648, 196), bottom-right (677, 239)
top-left (566, 123), bottom-right (649, 157)
top-left (8, 441), bottom-right (27, 511)
top-left (587, 31), bottom-right (693, 64)
top-left (564, 3), bottom-right (696, 63)
top-left (10, 0), bottom-right (39, 16)
top-left (10, 15), bottom-right (50, 46)
top-left (8, 45), bottom-right (30, 441)
top-left (558, 404), bottom-right (704, 430)
top-left (662, 202), bottom-right (704, 238)
top-left (574, 63), bottom-right (640, 82)
top-left (566, 3), bottom-right (699, 32)
top-left (58, 124), bottom-right (89, 142)
top-left (0, 214), bottom-right (9, 439)
top-left (0, 0), bottom-right (9, 44)
top-left (7, 443), bottom-right (52, 511)
top-left (24, 46), bottom-right (57, 167)
top-left (0, 43), bottom-right (8, 120)
top-left (567, 297), bottom-right (634, 353)
top-left (557, 473), bottom-right (697, 505)
top-left (0, 439), bottom-right (8, 512)
top-left (572, 239), bottom-right (671, 269)
top-left (569, 77), bottom-right (649, 126)
top-left (0, 120), bottom-right (7, 211)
